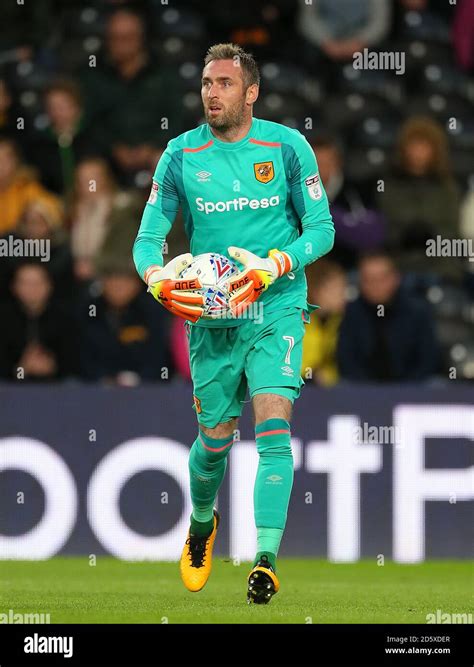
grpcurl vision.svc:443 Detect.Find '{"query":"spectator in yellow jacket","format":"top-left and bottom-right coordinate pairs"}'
top-left (302, 260), bottom-right (347, 386)
top-left (0, 137), bottom-right (62, 235)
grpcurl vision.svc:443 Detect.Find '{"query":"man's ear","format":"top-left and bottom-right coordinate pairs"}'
top-left (246, 84), bottom-right (259, 106)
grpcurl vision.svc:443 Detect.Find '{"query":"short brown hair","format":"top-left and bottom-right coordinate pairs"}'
top-left (358, 250), bottom-right (397, 272)
top-left (204, 43), bottom-right (260, 89)
top-left (44, 78), bottom-right (82, 107)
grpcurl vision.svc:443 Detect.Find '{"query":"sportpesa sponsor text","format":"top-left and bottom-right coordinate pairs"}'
top-left (196, 195), bottom-right (280, 214)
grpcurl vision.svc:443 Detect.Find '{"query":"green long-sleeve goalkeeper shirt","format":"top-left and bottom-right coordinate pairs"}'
top-left (133, 117), bottom-right (335, 327)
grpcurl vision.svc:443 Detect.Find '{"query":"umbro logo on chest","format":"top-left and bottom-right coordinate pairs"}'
top-left (195, 161), bottom-right (276, 184)
top-left (196, 170), bottom-right (212, 182)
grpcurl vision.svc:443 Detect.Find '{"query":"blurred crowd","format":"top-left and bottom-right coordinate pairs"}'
top-left (0, 0), bottom-right (472, 384)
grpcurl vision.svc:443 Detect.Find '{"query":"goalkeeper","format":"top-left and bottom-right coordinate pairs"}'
top-left (133, 43), bottom-right (334, 604)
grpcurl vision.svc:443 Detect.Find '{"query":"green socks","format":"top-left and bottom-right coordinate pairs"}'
top-left (253, 418), bottom-right (294, 570)
top-left (190, 514), bottom-right (214, 537)
top-left (188, 428), bottom-right (234, 534)
top-left (188, 418), bottom-right (293, 570)
top-left (257, 527), bottom-right (283, 556)
top-left (252, 523), bottom-right (284, 572)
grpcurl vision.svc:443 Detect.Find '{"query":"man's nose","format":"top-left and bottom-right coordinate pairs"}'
top-left (207, 83), bottom-right (218, 98)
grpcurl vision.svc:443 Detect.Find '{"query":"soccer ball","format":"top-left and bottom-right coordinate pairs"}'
top-left (179, 252), bottom-right (240, 319)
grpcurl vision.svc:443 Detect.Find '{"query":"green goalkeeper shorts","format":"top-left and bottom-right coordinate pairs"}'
top-left (184, 307), bottom-right (309, 428)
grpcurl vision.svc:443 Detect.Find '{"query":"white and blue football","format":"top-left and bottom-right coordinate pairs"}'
top-left (179, 252), bottom-right (240, 319)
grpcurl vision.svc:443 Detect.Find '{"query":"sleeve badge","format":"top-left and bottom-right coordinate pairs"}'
top-left (147, 180), bottom-right (159, 205)
top-left (305, 173), bottom-right (322, 200)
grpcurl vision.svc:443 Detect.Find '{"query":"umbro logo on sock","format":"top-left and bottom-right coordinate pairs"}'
top-left (266, 475), bottom-right (283, 484)
top-left (194, 474), bottom-right (211, 483)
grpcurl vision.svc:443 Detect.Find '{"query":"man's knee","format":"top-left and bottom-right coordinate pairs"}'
top-left (200, 417), bottom-right (239, 440)
top-left (252, 393), bottom-right (292, 424)
top-left (195, 418), bottom-right (238, 465)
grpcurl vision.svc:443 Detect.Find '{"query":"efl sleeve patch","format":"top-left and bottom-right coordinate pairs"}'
top-left (147, 180), bottom-right (159, 205)
top-left (305, 173), bottom-right (322, 201)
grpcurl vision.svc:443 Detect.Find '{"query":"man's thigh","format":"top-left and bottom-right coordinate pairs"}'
top-left (186, 322), bottom-right (247, 428)
top-left (245, 308), bottom-right (306, 404)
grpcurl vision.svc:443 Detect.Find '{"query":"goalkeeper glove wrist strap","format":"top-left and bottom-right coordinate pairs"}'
top-left (143, 264), bottom-right (163, 285)
top-left (268, 249), bottom-right (293, 277)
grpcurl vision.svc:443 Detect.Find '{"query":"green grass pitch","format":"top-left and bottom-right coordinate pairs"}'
top-left (1, 558), bottom-right (471, 624)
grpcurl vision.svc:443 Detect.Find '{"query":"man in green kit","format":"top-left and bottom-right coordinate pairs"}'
top-left (133, 43), bottom-right (334, 604)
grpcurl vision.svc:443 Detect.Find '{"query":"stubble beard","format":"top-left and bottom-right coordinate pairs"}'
top-left (205, 98), bottom-right (247, 133)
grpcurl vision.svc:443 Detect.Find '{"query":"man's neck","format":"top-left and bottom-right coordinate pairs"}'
top-left (209, 116), bottom-right (253, 143)
top-left (22, 302), bottom-right (46, 318)
top-left (53, 116), bottom-right (79, 137)
top-left (117, 52), bottom-right (147, 80)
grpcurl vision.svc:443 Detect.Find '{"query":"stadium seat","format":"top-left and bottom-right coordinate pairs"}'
top-left (177, 60), bottom-right (201, 88)
top-left (256, 94), bottom-right (310, 123)
top-left (427, 284), bottom-right (473, 320)
top-left (416, 63), bottom-right (473, 98)
top-left (154, 7), bottom-right (205, 41)
top-left (56, 37), bottom-right (99, 72)
top-left (260, 61), bottom-right (322, 106)
top-left (16, 89), bottom-right (43, 126)
top-left (59, 6), bottom-right (106, 38)
top-left (335, 64), bottom-right (404, 103)
top-left (402, 93), bottom-right (468, 123)
top-left (445, 114), bottom-right (474, 152)
top-left (451, 149), bottom-right (474, 187)
top-left (399, 10), bottom-right (451, 44)
top-left (155, 37), bottom-right (204, 66)
top-left (9, 60), bottom-right (50, 93)
top-left (439, 329), bottom-right (474, 380)
top-left (180, 91), bottom-right (201, 113)
top-left (350, 113), bottom-right (402, 150)
top-left (345, 147), bottom-right (389, 185)
top-left (321, 93), bottom-right (400, 137)
top-left (426, 281), bottom-right (474, 380)
top-left (400, 41), bottom-right (454, 79)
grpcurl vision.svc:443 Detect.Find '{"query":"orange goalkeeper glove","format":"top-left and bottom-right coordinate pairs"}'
top-left (144, 253), bottom-right (204, 323)
top-left (225, 246), bottom-right (293, 317)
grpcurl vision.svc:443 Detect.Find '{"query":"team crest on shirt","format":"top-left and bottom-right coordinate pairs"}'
top-left (254, 161), bottom-right (274, 183)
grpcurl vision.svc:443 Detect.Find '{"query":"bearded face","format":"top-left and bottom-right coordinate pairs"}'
top-left (201, 59), bottom-right (255, 134)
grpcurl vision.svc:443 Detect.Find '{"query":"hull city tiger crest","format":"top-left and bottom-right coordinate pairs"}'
top-left (254, 161), bottom-right (274, 183)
